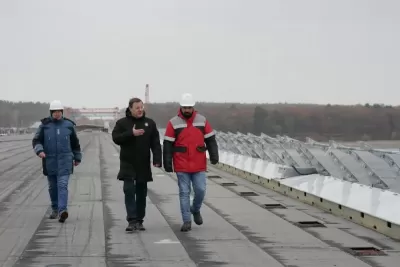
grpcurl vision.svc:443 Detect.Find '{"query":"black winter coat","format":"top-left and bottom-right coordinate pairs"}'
top-left (111, 109), bottom-right (162, 182)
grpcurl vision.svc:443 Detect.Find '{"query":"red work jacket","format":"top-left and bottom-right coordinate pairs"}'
top-left (164, 110), bottom-right (215, 172)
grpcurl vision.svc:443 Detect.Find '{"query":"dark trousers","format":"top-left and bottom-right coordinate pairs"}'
top-left (123, 179), bottom-right (148, 223)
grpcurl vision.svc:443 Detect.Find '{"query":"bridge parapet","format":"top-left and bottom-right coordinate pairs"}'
top-left (75, 124), bottom-right (107, 132)
top-left (68, 107), bottom-right (119, 120)
top-left (157, 128), bottom-right (400, 240)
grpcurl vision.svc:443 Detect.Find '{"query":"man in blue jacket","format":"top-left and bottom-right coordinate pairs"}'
top-left (32, 100), bottom-right (82, 223)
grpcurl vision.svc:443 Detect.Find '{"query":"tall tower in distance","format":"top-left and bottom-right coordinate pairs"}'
top-left (144, 84), bottom-right (150, 103)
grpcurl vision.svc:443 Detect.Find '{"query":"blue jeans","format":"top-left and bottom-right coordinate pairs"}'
top-left (47, 175), bottom-right (70, 213)
top-left (176, 172), bottom-right (207, 223)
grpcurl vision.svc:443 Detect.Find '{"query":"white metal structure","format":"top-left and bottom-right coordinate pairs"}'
top-left (158, 128), bottom-right (400, 239)
top-left (70, 107), bottom-right (120, 121)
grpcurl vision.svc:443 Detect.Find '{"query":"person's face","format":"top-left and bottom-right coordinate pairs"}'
top-left (51, 110), bottom-right (63, 120)
top-left (130, 101), bottom-right (144, 118)
top-left (180, 106), bottom-right (194, 117)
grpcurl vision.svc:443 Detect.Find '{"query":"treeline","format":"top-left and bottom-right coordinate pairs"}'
top-left (0, 100), bottom-right (50, 127)
top-left (1, 99), bottom-right (399, 141)
top-left (145, 102), bottom-right (400, 141)
top-left (0, 100), bottom-right (85, 128)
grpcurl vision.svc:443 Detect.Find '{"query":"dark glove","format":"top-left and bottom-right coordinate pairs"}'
top-left (211, 159), bottom-right (218, 165)
top-left (164, 166), bottom-right (173, 173)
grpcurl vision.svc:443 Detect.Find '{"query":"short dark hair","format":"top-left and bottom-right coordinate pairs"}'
top-left (129, 97), bottom-right (143, 108)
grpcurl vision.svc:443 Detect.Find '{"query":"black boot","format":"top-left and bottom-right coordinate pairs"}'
top-left (135, 221), bottom-right (146, 231)
top-left (191, 207), bottom-right (203, 225)
top-left (49, 210), bottom-right (58, 219)
top-left (180, 221), bottom-right (192, 232)
top-left (192, 211), bottom-right (203, 225)
top-left (58, 210), bottom-right (68, 223)
top-left (125, 221), bottom-right (136, 232)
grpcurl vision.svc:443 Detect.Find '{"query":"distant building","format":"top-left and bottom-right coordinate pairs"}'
top-left (29, 121), bottom-right (41, 129)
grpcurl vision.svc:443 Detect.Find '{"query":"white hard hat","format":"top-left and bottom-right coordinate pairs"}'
top-left (179, 93), bottom-right (195, 107)
top-left (49, 100), bottom-right (64, 110)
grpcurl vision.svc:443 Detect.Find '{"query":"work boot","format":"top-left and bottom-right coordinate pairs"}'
top-left (58, 210), bottom-right (68, 223)
top-left (49, 210), bottom-right (58, 219)
top-left (191, 207), bottom-right (203, 225)
top-left (135, 222), bottom-right (146, 231)
top-left (125, 221), bottom-right (136, 232)
top-left (180, 221), bottom-right (192, 232)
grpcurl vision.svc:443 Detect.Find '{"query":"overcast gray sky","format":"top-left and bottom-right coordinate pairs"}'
top-left (0, 0), bottom-right (399, 108)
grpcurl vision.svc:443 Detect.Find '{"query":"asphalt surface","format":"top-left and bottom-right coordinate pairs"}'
top-left (0, 132), bottom-right (400, 266)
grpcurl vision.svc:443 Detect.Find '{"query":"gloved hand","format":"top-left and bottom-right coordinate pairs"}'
top-left (211, 159), bottom-right (218, 165)
top-left (164, 166), bottom-right (173, 173)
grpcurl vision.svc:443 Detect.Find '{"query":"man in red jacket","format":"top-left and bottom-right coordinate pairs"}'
top-left (163, 93), bottom-right (219, 232)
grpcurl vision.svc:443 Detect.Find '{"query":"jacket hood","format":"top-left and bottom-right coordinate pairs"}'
top-left (125, 107), bottom-right (146, 118)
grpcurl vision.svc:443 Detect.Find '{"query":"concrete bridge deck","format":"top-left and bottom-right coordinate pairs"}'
top-left (0, 132), bottom-right (399, 266)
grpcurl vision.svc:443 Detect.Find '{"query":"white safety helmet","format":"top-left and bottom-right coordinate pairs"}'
top-left (49, 100), bottom-right (64, 111)
top-left (179, 93), bottom-right (195, 107)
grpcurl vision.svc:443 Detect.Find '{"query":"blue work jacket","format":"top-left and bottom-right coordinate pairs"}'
top-left (32, 117), bottom-right (82, 176)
